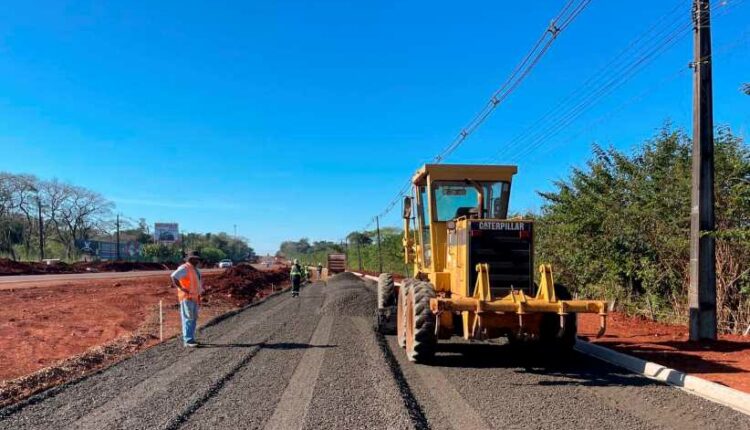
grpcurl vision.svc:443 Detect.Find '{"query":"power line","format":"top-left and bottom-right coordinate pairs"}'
top-left (530, 27), bottom-right (750, 161)
top-left (487, 0), bottom-right (743, 165)
top-left (362, 0), bottom-right (593, 229)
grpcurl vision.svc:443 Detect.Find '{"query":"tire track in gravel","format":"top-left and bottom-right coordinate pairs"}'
top-left (300, 275), bottom-right (414, 429)
top-left (66, 296), bottom-right (299, 430)
top-left (264, 315), bottom-right (334, 430)
top-left (178, 288), bottom-right (326, 429)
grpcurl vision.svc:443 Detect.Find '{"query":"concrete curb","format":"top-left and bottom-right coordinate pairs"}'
top-left (352, 272), bottom-right (406, 287)
top-left (575, 340), bottom-right (750, 416)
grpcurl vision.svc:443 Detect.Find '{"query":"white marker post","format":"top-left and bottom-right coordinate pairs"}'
top-left (159, 300), bottom-right (164, 341)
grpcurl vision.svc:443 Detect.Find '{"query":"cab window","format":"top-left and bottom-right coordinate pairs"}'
top-left (417, 185), bottom-right (431, 266)
top-left (432, 181), bottom-right (510, 221)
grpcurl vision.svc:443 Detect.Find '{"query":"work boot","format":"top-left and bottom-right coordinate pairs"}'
top-left (185, 341), bottom-right (198, 348)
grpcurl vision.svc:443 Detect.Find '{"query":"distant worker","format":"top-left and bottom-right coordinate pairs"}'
top-left (317, 262), bottom-right (323, 280)
top-left (290, 259), bottom-right (302, 297)
top-left (171, 252), bottom-right (203, 347)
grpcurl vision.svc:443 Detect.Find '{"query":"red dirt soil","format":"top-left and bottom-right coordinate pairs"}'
top-left (0, 258), bottom-right (180, 276)
top-left (0, 267), bottom-right (289, 406)
top-left (579, 312), bottom-right (750, 393)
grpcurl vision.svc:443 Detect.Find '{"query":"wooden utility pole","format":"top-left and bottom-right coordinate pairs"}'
top-left (116, 214), bottom-right (121, 260)
top-left (689, 0), bottom-right (717, 341)
top-left (356, 235), bottom-right (363, 271)
top-left (375, 216), bottom-right (383, 273)
top-left (37, 196), bottom-right (44, 261)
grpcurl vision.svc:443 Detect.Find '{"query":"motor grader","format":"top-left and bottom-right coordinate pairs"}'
top-left (376, 164), bottom-right (608, 363)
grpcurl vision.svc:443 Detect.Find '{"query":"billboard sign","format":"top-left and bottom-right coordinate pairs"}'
top-left (75, 240), bottom-right (142, 260)
top-left (154, 223), bottom-right (180, 243)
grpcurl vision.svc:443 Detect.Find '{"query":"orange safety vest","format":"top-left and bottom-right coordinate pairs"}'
top-left (177, 263), bottom-right (201, 303)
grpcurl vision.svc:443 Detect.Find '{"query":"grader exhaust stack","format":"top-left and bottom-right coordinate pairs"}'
top-left (377, 164), bottom-right (608, 363)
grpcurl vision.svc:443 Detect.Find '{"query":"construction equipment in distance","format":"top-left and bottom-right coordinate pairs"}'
top-left (327, 253), bottom-right (347, 274)
top-left (376, 164), bottom-right (608, 363)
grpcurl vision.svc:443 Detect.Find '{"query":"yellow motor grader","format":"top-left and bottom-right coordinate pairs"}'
top-left (376, 164), bottom-right (608, 363)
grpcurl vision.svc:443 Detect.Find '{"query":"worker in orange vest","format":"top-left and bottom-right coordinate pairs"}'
top-left (171, 252), bottom-right (203, 347)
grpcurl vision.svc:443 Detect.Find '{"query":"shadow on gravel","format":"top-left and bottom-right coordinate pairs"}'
top-left (429, 342), bottom-right (652, 388)
top-left (197, 342), bottom-right (336, 350)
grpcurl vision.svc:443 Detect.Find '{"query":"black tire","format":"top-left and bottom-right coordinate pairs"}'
top-left (406, 281), bottom-right (437, 363)
top-left (539, 283), bottom-right (577, 351)
top-left (377, 273), bottom-right (395, 309)
top-left (397, 279), bottom-right (414, 348)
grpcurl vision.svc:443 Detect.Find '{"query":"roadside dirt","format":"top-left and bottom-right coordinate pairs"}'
top-left (0, 258), bottom-right (180, 276)
top-left (0, 266), bottom-right (289, 407)
top-left (579, 312), bottom-right (750, 393)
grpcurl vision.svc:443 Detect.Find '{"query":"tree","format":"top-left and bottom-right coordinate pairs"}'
top-left (199, 246), bottom-right (226, 265)
top-left (142, 243), bottom-right (182, 263)
top-left (346, 231), bottom-right (372, 246)
top-left (535, 125), bottom-right (750, 332)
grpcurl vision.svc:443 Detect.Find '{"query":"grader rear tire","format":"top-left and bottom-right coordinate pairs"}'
top-left (396, 279), bottom-right (414, 348)
top-left (539, 283), bottom-right (578, 352)
top-left (377, 273), bottom-right (395, 309)
top-left (405, 281), bottom-right (437, 363)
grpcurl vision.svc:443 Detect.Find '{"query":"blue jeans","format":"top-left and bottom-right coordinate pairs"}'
top-left (180, 300), bottom-right (199, 344)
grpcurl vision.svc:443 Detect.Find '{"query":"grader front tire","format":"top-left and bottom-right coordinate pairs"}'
top-left (406, 281), bottom-right (437, 363)
top-left (377, 273), bottom-right (395, 308)
top-left (396, 279), bottom-right (414, 348)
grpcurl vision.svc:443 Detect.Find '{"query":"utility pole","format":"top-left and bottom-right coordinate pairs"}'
top-left (115, 214), bottom-right (121, 260)
top-left (375, 216), bottom-right (383, 273)
top-left (356, 235), bottom-right (363, 271)
top-left (37, 195), bottom-right (44, 261)
top-left (689, 0), bottom-right (717, 341)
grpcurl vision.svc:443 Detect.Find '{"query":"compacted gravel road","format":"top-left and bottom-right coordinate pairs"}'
top-left (2, 273), bottom-right (748, 430)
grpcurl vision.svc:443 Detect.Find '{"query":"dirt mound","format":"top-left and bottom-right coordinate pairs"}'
top-left (0, 259), bottom-right (78, 276)
top-left (0, 258), bottom-right (181, 276)
top-left (322, 273), bottom-right (375, 317)
top-left (72, 261), bottom-right (177, 272)
top-left (327, 272), bottom-right (365, 285)
top-left (208, 264), bottom-right (287, 305)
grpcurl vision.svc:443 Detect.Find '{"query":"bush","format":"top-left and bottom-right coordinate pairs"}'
top-left (199, 246), bottom-right (227, 265)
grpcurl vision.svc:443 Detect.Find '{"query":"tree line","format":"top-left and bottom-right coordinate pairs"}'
top-left (0, 174), bottom-right (112, 260)
top-left (282, 125), bottom-right (748, 333)
top-left (276, 228), bottom-right (406, 275)
top-left (0, 173), bottom-right (254, 264)
top-left (535, 125), bottom-right (749, 334)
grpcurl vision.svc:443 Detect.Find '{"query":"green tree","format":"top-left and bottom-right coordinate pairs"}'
top-left (199, 246), bottom-right (227, 265)
top-left (535, 125), bottom-right (750, 332)
top-left (142, 243), bottom-right (182, 263)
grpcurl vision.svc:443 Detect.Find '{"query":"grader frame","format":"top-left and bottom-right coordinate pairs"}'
top-left (384, 164), bottom-right (608, 362)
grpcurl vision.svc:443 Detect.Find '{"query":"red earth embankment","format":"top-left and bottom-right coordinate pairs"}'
top-left (580, 312), bottom-right (750, 393)
top-left (0, 264), bottom-right (288, 407)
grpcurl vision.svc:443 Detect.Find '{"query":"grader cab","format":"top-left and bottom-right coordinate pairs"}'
top-left (376, 164), bottom-right (608, 363)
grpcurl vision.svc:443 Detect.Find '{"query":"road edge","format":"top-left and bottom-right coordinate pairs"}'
top-left (574, 339), bottom-right (750, 416)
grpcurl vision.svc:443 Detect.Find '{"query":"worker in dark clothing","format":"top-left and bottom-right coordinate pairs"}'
top-left (290, 259), bottom-right (302, 297)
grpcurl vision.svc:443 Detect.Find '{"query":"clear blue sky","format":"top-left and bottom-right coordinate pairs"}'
top-left (0, 0), bottom-right (748, 254)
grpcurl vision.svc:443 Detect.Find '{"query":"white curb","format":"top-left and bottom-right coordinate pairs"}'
top-left (350, 271), bottom-right (750, 416)
top-left (575, 339), bottom-right (750, 416)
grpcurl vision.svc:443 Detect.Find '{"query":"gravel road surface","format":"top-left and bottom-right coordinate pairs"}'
top-left (2, 273), bottom-right (748, 429)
